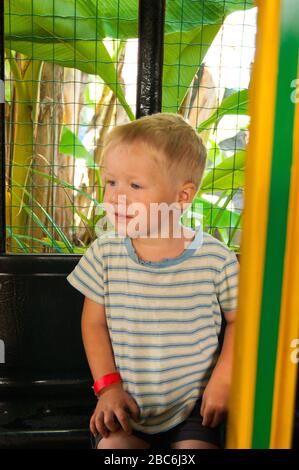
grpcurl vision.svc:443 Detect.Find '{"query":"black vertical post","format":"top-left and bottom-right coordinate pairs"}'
top-left (136, 0), bottom-right (166, 118)
top-left (0, 0), bottom-right (5, 254)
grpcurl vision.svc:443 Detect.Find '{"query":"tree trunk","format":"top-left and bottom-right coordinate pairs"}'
top-left (179, 64), bottom-right (223, 145)
top-left (61, 68), bottom-right (89, 247)
top-left (29, 62), bottom-right (64, 251)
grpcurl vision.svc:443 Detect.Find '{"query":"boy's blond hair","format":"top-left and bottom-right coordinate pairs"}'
top-left (102, 112), bottom-right (207, 189)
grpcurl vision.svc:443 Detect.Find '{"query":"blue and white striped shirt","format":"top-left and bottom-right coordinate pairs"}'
top-left (66, 225), bottom-right (239, 434)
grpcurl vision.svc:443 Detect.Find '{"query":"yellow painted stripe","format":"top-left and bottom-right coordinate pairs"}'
top-left (226, 0), bottom-right (281, 448)
top-left (270, 57), bottom-right (299, 449)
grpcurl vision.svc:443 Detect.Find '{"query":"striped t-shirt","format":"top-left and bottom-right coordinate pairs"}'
top-left (66, 224), bottom-right (239, 434)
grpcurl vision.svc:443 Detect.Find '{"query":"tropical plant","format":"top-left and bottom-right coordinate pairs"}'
top-left (4, 0), bottom-right (253, 253)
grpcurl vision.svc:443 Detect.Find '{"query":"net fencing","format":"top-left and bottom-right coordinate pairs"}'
top-left (3, 0), bottom-right (256, 254)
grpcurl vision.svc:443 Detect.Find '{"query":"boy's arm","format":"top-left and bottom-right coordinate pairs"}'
top-left (81, 296), bottom-right (120, 394)
top-left (209, 310), bottom-right (236, 380)
top-left (82, 297), bottom-right (141, 437)
top-left (200, 310), bottom-right (236, 428)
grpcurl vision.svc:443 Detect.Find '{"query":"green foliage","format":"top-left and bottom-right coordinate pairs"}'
top-left (197, 89), bottom-right (249, 133)
top-left (4, 0), bottom-right (254, 116)
top-left (162, 24), bottom-right (221, 113)
top-left (4, 0), bottom-right (254, 40)
top-left (4, 0), bottom-right (253, 252)
top-left (200, 150), bottom-right (245, 191)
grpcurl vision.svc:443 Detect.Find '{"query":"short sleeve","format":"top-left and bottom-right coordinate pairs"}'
top-left (215, 249), bottom-right (239, 314)
top-left (66, 238), bottom-right (104, 305)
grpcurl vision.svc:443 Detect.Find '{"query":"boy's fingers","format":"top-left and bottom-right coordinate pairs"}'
top-left (126, 395), bottom-right (141, 422)
top-left (200, 398), bottom-right (206, 418)
top-left (210, 413), bottom-right (220, 428)
top-left (95, 410), bottom-right (109, 438)
top-left (202, 407), bottom-right (214, 427)
top-left (104, 410), bottom-right (121, 433)
top-left (90, 414), bottom-right (97, 437)
top-left (210, 410), bottom-right (225, 428)
top-left (112, 417), bottom-right (122, 431)
top-left (114, 408), bottom-right (132, 435)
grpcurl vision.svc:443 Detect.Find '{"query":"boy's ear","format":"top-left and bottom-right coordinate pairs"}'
top-left (178, 182), bottom-right (198, 205)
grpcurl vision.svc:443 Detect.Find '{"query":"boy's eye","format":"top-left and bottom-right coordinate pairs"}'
top-left (105, 180), bottom-right (141, 189)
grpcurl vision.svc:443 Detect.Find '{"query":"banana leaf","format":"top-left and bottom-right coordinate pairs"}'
top-left (162, 23), bottom-right (221, 113)
top-left (197, 89), bottom-right (249, 132)
top-left (4, 0), bottom-right (254, 116)
top-left (4, 1), bottom-right (254, 41)
top-left (200, 150), bottom-right (245, 192)
top-left (59, 125), bottom-right (95, 167)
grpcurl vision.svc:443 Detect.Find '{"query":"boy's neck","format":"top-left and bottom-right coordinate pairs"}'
top-left (130, 226), bottom-right (196, 262)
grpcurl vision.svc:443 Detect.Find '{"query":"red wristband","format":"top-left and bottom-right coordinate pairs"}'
top-left (92, 372), bottom-right (122, 395)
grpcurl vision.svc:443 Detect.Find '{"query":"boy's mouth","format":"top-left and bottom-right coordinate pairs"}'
top-left (115, 212), bottom-right (134, 219)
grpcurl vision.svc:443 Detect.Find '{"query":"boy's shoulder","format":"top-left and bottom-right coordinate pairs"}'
top-left (201, 231), bottom-right (238, 262)
top-left (90, 229), bottom-right (124, 252)
top-left (96, 229), bottom-right (122, 242)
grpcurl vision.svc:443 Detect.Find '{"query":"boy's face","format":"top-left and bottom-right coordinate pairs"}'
top-left (102, 140), bottom-right (195, 238)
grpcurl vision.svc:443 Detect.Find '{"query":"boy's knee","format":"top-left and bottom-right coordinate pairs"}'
top-left (96, 429), bottom-right (149, 449)
top-left (97, 436), bottom-right (115, 449)
top-left (97, 429), bottom-right (122, 449)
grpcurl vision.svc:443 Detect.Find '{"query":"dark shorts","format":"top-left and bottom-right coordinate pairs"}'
top-left (90, 398), bottom-right (224, 449)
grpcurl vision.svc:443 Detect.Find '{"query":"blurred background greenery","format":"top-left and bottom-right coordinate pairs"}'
top-left (3, 0), bottom-right (256, 253)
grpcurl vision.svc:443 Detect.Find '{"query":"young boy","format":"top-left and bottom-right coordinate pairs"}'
top-left (66, 113), bottom-right (239, 450)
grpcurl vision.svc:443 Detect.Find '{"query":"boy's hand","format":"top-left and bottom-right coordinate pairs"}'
top-left (90, 383), bottom-right (141, 438)
top-left (200, 375), bottom-right (230, 428)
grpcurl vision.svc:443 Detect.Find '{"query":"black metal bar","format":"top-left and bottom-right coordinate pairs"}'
top-left (0, 0), bottom-right (5, 254)
top-left (136, 0), bottom-right (166, 118)
top-left (0, 254), bottom-right (80, 275)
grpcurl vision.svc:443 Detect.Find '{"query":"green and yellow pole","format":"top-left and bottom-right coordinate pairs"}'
top-left (270, 60), bottom-right (299, 448)
top-left (226, 0), bottom-right (299, 449)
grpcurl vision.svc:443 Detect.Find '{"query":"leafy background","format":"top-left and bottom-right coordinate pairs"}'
top-left (4, 0), bottom-right (255, 253)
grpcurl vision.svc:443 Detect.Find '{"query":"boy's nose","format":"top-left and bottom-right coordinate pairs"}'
top-left (110, 190), bottom-right (127, 205)
top-left (108, 192), bottom-right (132, 215)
